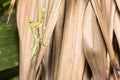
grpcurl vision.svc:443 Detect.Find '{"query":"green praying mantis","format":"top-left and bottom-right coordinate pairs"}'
top-left (29, 8), bottom-right (46, 60)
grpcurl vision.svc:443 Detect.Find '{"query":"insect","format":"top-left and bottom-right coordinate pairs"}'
top-left (29, 8), bottom-right (46, 60)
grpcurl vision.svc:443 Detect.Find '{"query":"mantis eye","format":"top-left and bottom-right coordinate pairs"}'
top-left (29, 19), bottom-right (33, 23)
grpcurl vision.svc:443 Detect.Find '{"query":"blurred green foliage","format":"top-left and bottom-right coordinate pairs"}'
top-left (0, 19), bottom-right (19, 71)
top-left (0, 0), bottom-right (11, 15)
top-left (0, 0), bottom-right (19, 80)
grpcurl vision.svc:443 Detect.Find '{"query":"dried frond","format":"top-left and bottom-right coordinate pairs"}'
top-left (17, 0), bottom-right (120, 80)
top-left (7, 0), bottom-right (16, 24)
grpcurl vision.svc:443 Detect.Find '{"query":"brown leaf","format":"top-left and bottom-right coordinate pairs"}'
top-left (17, 0), bottom-right (39, 79)
top-left (91, 0), bottom-right (119, 71)
top-left (114, 9), bottom-right (120, 49)
top-left (57, 0), bottom-right (88, 80)
top-left (83, 1), bottom-right (106, 79)
top-left (36, 0), bottom-right (63, 76)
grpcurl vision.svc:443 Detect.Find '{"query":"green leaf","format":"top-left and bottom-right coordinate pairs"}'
top-left (0, 20), bottom-right (19, 71)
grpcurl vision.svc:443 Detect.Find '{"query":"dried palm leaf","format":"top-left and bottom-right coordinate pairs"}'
top-left (36, 0), bottom-right (53, 80)
top-left (114, 9), bottom-right (120, 49)
top-left (35, 0), bottom-right (63, 76)
top-left (82, 63), bottom-right (91, 80)
top-left (7, 0), bottom-right (16, 24)
top-left (115, 0), bottom-right (120, 12)
top-left (51, 1), bottom-right (65, 80)
top-left (105, 0), bottom-right (116, 79)
top-left (90, 0), bottom-right (120, 75)
top-left (17, 0), bottom-right (42, 79)
top-left (83, 1), bottom-right (106, 80)
top-left (17, 0), bottom-right (120, 80)
top-left (110, 74), bottom-right (115, 80)
top-left (57, 0), bottom-right (88, 80)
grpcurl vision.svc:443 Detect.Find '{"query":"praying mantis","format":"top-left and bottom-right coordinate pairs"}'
top-left (29, 8), bottom-right (46, 60)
